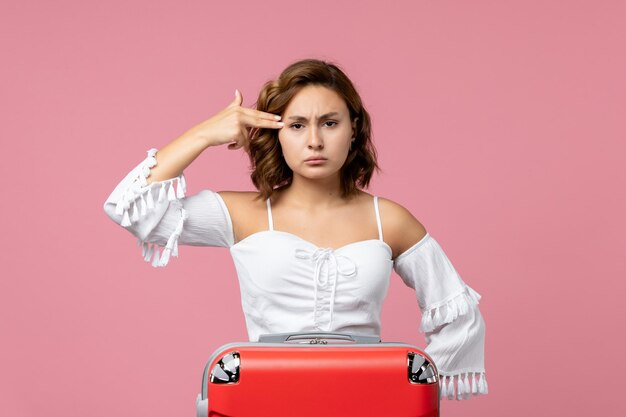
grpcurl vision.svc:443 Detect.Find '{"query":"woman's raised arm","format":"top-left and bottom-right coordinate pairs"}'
top-left (148, 89), bottom-right (284, 182)
top-left (103, 90), bottom-right (284, 267)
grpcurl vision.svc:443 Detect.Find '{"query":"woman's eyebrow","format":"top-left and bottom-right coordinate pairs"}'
top-left (287, 112), bottom-right (340, 121)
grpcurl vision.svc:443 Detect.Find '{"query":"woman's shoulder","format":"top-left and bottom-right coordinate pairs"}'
top-left (216, 191), bottom-right (267, 242)
top-left (216, 190), bottom-right (270, 216)
top-left (217, 190), bottom-right (264, 206)
top-left (375, 195), bottom-right (428, 260)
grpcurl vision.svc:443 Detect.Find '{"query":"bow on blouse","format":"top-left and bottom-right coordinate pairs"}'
top-left (294, 247), bottom-right (358, 331)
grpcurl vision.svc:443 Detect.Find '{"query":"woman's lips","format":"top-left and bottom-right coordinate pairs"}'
top-left (304, 158), bottom-right (327, 165)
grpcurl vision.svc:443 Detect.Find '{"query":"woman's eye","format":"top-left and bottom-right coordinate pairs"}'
top-left (290, 121), bottom-right (337, 130)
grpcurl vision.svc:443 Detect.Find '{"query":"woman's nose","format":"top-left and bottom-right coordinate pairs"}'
top-left (307, 127), bottom-right (324, 149)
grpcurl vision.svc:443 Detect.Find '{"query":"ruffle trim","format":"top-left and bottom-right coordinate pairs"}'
top-left (114, 148), bottom-right (187, 228)
top-left (419, 285), bottom-right (482, 333)
top-left (439, 371), bottom-right (488, 400)
top-left (136, 207), bottom-right (188, 267)
top-left (115, 148), bottom-right (188, 267)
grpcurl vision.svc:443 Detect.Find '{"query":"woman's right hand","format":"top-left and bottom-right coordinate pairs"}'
top-left (190, 89), bottom-right (284, 151)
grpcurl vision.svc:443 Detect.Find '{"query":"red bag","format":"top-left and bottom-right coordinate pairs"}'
top-left (196, 332), bottom-right (440, 417)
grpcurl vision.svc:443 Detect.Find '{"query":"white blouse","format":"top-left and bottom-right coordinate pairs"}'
top-left (103, 148), bottom-right (488, 401)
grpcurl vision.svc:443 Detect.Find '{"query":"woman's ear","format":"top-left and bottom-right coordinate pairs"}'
top-left (352, 117), bottom-right (359, 137)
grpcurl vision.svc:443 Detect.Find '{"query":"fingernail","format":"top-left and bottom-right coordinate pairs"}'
top-left (277, 122), bottom-right (284, 126)
top-left (274, 115), bottom-right (281, 120)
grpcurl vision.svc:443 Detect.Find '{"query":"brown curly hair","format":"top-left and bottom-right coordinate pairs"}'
top-left (247, 58), bottom-right (380, 200)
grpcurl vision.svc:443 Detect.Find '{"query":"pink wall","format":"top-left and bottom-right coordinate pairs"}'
top-left (1, 1), bottom-right (624, 416)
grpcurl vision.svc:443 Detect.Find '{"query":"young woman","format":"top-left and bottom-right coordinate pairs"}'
top-left (103, 59), bottom-right (487, 400)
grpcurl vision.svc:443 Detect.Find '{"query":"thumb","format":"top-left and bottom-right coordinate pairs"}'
top-left (231, 88), bottom-right (243, 107)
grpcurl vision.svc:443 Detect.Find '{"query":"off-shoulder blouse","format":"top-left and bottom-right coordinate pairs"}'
top-left (103, 148), bottom-right (488, 400)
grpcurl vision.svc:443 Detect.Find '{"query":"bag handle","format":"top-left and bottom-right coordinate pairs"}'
top-left (258, 332), bottom-right (381, 344)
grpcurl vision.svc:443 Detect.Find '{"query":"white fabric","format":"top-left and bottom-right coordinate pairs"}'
top-left (103, 149), bottom-right (234, 264)
top-left (393, 237), bottom-right (488, 398)
top-left (103, 148), bottom-right (488, 400)
top-left (232, 195), bottom-right (393, 341)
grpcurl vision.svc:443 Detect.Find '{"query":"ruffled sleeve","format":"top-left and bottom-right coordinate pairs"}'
top-left (103, 148), bottom-right (235, 267)
top-left (393, 233), bottom-right (488, 400)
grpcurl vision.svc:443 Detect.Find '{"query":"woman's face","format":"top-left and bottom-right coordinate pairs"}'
top-left (278, 85), bottom-right (356, 182)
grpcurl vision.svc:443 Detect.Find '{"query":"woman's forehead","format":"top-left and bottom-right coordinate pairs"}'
top-left (284, 85), bottom-right (348, 116)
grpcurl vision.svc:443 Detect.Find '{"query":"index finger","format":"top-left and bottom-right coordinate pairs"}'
top-left (240, 107), bottom-right (282, 121)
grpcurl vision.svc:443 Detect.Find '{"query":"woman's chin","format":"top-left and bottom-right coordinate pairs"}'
top-left (294, 169), bottom-right (340, 181)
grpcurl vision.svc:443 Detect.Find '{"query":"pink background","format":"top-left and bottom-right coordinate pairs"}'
top-left (1, 1), bottom-right (625, 416)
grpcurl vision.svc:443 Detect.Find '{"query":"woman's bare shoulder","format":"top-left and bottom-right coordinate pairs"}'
top-left (217, 190), bottom-right (263, 207)
top-left (377, 196), bottom-right (428, 260)
top-left (217, 191), bottom-right (267, 242)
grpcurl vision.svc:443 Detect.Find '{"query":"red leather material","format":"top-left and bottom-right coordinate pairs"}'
top-left (205, 345), bottom-right (439, 417)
